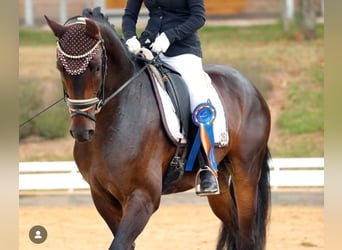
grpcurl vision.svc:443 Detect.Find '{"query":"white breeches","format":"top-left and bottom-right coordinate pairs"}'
top-left (159, 53), bottom-right (228, 146)
top-left (159, 53), bottom-right (210, 111)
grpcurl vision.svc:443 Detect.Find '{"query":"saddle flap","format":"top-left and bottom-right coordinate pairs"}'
top-left (157, 63), bottom-right (191, 138)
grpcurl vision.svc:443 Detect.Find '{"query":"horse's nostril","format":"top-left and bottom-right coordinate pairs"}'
top-left (88, 129), bottom-right (95, 138)
top-left (70, 130), bottom-right (75, 138)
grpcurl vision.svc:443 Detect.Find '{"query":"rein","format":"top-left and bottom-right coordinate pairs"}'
top-left (65, 41), bottom-right (158, 118)
top-left (20, 18), bottom-right (156, 127)
top-left (98, 61), bottom-right (151, 109)
top-left (98, 52), bottom-right (161, 109)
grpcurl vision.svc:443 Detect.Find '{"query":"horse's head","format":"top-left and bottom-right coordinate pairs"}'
top-left (45, 15), bottom-right (106, 142)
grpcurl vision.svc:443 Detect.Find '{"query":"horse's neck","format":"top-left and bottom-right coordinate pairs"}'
top-left (101, 27), bottom-right (133, 71)
top-left (101, 28), bottom-right (135, 91)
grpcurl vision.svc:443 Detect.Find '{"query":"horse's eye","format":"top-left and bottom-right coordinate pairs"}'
top-left (96, 65), bottom-right (101, 72)
top-left (90, 62), bottom-right (101, 73)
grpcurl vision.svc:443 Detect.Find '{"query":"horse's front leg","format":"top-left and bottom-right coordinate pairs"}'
top-left (90, 189), bottom-right (123, 244)
top-left (109, 188), bottom-right (160, 250)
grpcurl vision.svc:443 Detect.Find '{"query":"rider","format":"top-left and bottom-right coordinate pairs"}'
top-left (122, 0), bottom-right (219, 195)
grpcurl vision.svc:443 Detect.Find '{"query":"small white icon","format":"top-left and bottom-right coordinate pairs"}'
top-left (34, 230), bottom-right (42, 239)
top-left (29, 225), bottom-right (47, 244)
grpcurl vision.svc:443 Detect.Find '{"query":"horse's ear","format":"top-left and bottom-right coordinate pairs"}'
top-left (44, 15), bottom-right (66, 38)
top-left (85, 19), bottom-right (100, 40)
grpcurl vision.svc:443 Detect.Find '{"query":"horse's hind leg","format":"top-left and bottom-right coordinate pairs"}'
top-left (229, 146), bottom-right (270, 250)
top-left (209, 142), bottom-right (270, 249)
top-left (206, 168), bottom-right (237, 250)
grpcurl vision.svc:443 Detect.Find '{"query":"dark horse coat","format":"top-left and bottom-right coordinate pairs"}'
top-left (45, 7), bottom-right (271, 250)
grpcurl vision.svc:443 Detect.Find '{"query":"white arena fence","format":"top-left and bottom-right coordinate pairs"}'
top-left (19, 158), bottom-right (324, 191)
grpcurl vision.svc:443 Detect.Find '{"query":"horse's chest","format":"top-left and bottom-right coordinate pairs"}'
top-left (75, 152), bottom-right (122, 186)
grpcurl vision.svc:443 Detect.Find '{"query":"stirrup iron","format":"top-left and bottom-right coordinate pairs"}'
top-left (195, 166), bottom-right (220, 196)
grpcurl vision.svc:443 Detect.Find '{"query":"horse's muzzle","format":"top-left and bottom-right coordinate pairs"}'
top-left (70, 116), bottom-right (95, 142)
top-left (70, 127), bottom-right (95, 142)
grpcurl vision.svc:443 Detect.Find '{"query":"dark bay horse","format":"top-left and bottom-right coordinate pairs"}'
top-left (45, 7), bottom-right (271, 250)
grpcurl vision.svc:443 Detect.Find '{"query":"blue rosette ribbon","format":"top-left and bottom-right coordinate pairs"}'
top-left (185, 102), bottom-right (218, 175)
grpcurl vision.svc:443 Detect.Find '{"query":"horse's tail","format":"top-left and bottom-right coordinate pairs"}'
top-left (216, 147), bottom-right (271, 250)
top-left (255, 147), bottom-right (271, 248)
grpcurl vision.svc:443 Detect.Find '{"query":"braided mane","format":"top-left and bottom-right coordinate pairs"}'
top-left (81, 7), bottom-right (132, 60)
top-left (82, 7), bottom-right (124, 42)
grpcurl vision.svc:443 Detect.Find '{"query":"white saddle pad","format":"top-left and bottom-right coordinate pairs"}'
top-left (152, 73), bottom-right (229, 147)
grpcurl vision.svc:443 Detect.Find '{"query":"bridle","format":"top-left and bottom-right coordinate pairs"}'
top-left (58, 18), bottom-right (107, 122)
top-left (65, 97), bottom-right (101, 122)
top-left (59, 17), bottom-right (153, 122)
top-left (62, 39), bottom-right (107, 122)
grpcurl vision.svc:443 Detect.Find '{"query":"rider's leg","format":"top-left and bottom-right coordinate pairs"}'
top-left (159, 54), bottom-right (209, 110)
top-left (159, 54), bottom-right (219, 195)
top-left (192, 101), bottom-right (219, 195)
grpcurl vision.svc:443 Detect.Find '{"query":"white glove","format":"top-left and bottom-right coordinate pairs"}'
top-left (151, 33), bottom-right (170, 53)
top-left (125, 36), bottom-right (141, 54)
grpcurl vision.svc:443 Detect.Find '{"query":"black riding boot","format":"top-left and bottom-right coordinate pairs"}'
top-left (195, 165), bottom-right (219, 196)
top-left (199, 168), bottom-right (219, 193)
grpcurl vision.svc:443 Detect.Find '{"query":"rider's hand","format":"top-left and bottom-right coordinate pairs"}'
top-left (151, 33), bottom-right (170, 54)
top-left (125, 36), bottom-right (141, 54)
